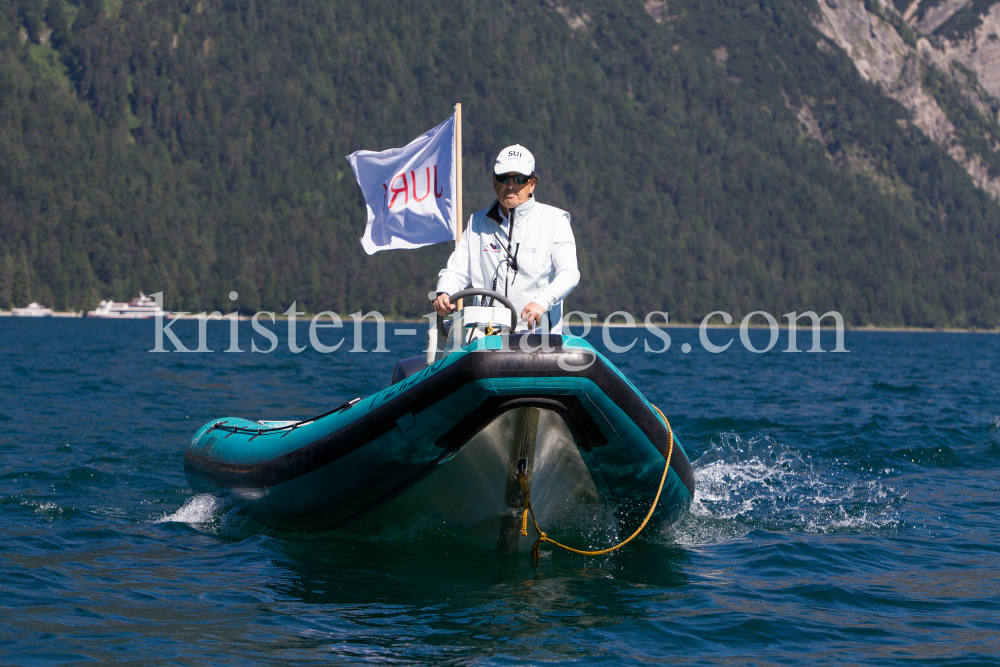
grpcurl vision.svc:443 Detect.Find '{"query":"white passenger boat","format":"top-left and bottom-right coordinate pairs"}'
top-left (11, 302), bottom-right (54, 317)
top-left (86, 292), bottom-right (170, 319)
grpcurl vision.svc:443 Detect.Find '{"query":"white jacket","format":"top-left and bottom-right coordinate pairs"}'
top-left (436, 195), bottom-right (580, 333)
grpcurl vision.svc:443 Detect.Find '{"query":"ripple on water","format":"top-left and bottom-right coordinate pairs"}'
top-left (3, 323), bottom-right (1000, 664)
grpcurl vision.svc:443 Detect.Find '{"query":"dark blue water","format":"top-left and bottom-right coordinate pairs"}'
top-left (2, 319), bottom-right (998, 665)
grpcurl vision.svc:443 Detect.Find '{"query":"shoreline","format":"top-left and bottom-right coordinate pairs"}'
top-left (1, 310), bottom-right (998, 332)
top-left (0, 311), bottom-right (83, 318)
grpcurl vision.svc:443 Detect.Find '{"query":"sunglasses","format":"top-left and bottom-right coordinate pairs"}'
top-left (495, 173), bottom-right (533, 185)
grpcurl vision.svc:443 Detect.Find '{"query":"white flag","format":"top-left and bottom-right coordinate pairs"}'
top-left (346, 115), bottom-right (456, 254)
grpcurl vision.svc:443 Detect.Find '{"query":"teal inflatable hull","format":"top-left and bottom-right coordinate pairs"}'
top-left (185, 334), bottom-right (694, 543)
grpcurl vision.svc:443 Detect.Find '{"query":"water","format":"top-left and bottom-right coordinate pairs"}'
top-left (2, 319), bottom-right (998, 664)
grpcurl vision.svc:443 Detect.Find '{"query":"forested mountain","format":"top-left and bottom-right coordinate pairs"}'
top-left (1, 0), bottom-right (999, 326)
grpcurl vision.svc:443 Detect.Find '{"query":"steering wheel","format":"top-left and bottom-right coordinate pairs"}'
top-left (436, 289), bottom-right (519, 341)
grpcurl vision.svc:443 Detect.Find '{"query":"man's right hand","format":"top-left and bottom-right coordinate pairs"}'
top-left (433, 293), bottom-right (455, 317)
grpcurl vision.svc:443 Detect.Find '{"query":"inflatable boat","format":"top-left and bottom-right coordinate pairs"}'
top-left (184, 290), bottom-right (694, 553)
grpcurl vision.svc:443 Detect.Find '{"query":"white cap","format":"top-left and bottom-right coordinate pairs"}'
top-left (494, 144), bottom-right (535, 176)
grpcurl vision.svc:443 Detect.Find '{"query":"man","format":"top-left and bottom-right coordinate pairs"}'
top-left (433, 144), bottom-right (580, 333)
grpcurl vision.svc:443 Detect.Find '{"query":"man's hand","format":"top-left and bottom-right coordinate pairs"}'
top-left (521, 301), bottom-right (546, 329)
top-left (433, 293), bottom-right (455, 317)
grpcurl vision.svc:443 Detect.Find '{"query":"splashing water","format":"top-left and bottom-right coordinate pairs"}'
top-left (671, 433), bottom-right (903, 545)
top-left (157, 493), bottom-right (228, 525)
top-left (154, 493), bottom-right (273, 541)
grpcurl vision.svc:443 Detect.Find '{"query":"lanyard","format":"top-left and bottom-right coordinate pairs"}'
top-left (490, 207), bottom-right (520, 300)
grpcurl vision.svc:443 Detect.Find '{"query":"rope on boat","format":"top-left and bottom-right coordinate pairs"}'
top-left (206, 398), bottom-right (361, 438)
top-left (518, 405), bottom-right (674, 561)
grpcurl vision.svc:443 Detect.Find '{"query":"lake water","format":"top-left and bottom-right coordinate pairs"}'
top-left (1, 319), bottom-right (998, 664)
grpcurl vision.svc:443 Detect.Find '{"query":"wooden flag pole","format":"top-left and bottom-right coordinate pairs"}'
top-left (455, 103), bottom-right (463, 311)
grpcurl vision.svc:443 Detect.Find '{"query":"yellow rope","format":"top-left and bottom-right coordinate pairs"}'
top-left (519, 405), bottom-right (674, 560)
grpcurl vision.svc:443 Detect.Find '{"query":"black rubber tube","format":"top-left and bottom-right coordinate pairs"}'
top-left (437, 289), bottom-right (519, 340)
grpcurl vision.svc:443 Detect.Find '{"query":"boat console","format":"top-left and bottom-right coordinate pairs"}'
top-left (428, 289), bottom-right (519, 364)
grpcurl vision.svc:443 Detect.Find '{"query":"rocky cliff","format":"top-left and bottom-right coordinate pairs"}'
top-left (813, 0), bottom-right (1000, 199)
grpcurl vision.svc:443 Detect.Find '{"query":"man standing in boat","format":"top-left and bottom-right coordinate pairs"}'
top-left (433, 145), bottom-right (580, 333)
